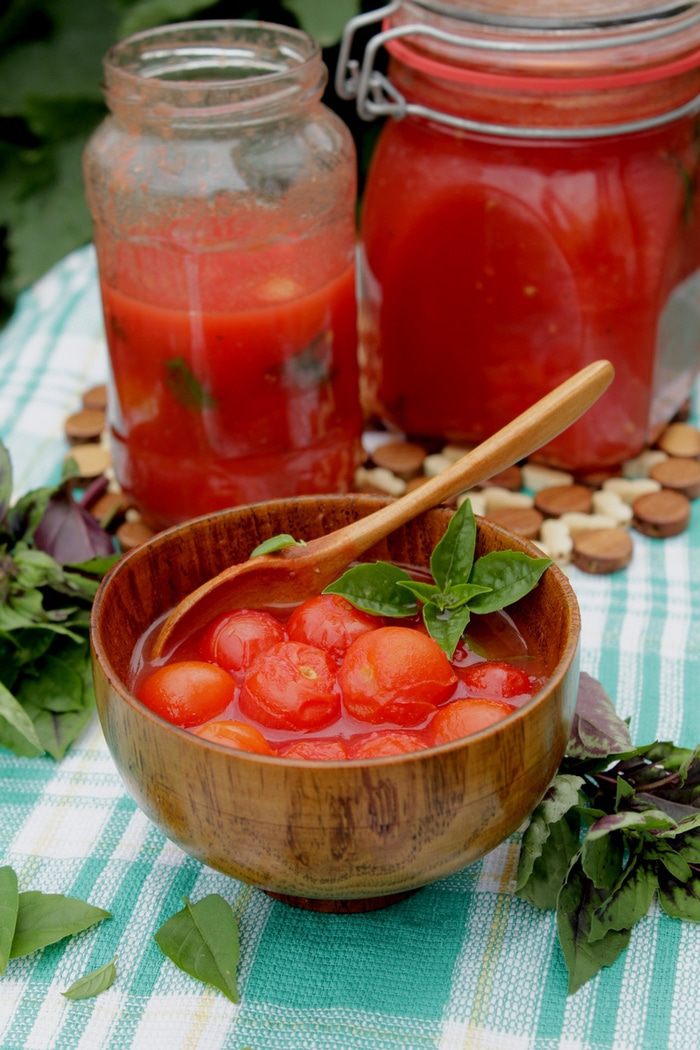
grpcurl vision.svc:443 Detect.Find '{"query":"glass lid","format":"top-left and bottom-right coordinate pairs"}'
top-left (414, 0), bottom-right (699, 30)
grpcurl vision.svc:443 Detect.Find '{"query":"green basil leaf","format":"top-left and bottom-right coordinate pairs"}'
top-left (23, 706), bottom-right (94, 761)
top-left (556, 855), bottom-right (632, 994)
top-left (324, 563), bottom-right (417, 617)
top-left (430, 497), bottom-right (477, 592)
top-left (250, 534), bottom-right (307, 558)
top-left (587, 809), bottom-right (676, 838)
top-left (516, 774), bottom-right (584, 904)
top-left (154, 894), bottom-right (239, 1003)
top-left (165, 357), bottom-right (216, 411)
top-left (467, 551), bottom-right (551, 614)
top-left (615, 777), bottom-right (636, 809)
top-left (0, 866), bottom-right (18, 976)
top-left (518, 811), bottom-right (582, 911)
top-left (658, 870), bottom-right (700, 922)
top-left (589, 859), bottom-right (657, 943)
top-left (7, 486), bottom-right (53, 544)
top-left (678, 745), bottom-right (700, 786)
top-left (10, 892), bottom-right (110, 958)
top-left (62, 958), bottom-right (116, 1001)
top-left (17, 651), bottom-right (84, 713)
top-left (422, 602), bottom-right (471, 660)
top-left (659, 814), bottom-right (700, 863)
top-left (396, 579), bottom-right (440, 604)
top-left (581, 829), bottom-right (625, 891)
top-left (653, 846), bottom-right (693, 883)
top-left (443, 582), bottom-right (493, 607)
top-left (568, 673), bottom-right (634, 760)
top-left (0, 680), bottom-right (43, 754)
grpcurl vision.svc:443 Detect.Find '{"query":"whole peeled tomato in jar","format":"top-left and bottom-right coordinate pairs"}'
top-left (339, 2), bottom-right (700, 470)
top-left (84, 21), bottom-right (361, 528)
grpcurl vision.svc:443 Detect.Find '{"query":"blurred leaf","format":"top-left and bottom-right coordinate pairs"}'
top-left (33, 486), bottom-right (114, 564)
top-left (0, 440), bottom-right (11, 521)
top-left (0, 866), bottom-right (19, 976)
top-left (119, 0), bottom-right (219, 37)
top-left (0, 680), bottom-right (43, 753)
top-left (7, 137), bottom-right (93, 292)
top-left (282, 0), bottom-right (359, 46)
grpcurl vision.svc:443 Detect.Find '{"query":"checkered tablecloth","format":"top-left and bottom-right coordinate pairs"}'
top-left (0, 246), bottom-right (698, 1050)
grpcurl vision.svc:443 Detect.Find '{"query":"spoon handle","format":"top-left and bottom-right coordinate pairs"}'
top-left (318, 359), bottom-right (615, 560)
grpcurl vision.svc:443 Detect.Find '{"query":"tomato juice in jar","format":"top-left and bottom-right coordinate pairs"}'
top-left (84, 22), bottom-right (361, 528)
top-left (339, 2), bottom-right (700, 470)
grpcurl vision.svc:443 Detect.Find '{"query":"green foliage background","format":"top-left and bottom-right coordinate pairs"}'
top-left (0, 0), bottom-right (367, 321)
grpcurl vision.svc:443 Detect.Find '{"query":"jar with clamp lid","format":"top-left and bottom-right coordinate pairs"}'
top-left (338, 1), bottom-right (700, 470)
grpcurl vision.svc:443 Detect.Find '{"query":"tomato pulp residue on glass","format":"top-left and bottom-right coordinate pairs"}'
top-left (134, 588), bottom-right (547, 760)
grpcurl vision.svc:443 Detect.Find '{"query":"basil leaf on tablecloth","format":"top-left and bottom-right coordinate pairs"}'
top-left (421, 602), bottom-right (471, 662)
top-left (62, 958), bottom-right (116, 1001)
top-left (0, 681), bottom-right (43, 754)
top-left (324, 563), bottom-right (417, 618)
top-left (557, 855), bottom-right (632, 995)
top-left (589, 857), bottom-right (658, 942)
top-left (430, 497), bottom-right (476, 592)
top-left (466, 551), bottom-right (551, 614)
top-left (10, 892), bottom-right (110, 958)
top-left (568, 673), bottom-right (633, 759)
top-left (657, 870), bottom-right (700, 921)
top-left (0, 867), bottom-right (19, 976)
top-left (516, 775), bottom-right (584, 910)
top-left (155, 894), bottom-right (239, 1003)
top-left (250, 533), bottom-right (307, 558)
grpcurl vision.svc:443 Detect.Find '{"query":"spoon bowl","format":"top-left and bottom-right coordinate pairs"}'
top-left (152, 359), bottom-right (614, 656)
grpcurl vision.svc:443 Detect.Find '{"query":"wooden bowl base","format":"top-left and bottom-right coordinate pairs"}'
top-left (264, 887), bottom-right (419, 913)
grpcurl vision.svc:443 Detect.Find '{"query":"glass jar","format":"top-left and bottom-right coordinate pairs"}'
top-left (339, 1), bottom-right (700, 470)
top-left (84, 21), bottom-right (361, 528)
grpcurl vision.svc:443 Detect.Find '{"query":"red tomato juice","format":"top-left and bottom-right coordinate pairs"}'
top-left (102, 250), bottom-right (361, 529)
top-left (360, 115), bottom-right (700, 470)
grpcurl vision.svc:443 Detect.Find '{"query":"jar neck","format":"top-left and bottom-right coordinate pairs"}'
top-left (104, 20), bottom-right (326, 130)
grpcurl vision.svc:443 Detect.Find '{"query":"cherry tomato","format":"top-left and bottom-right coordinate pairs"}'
top-left (240, 641), bottom-right (340, 731)
top-left (338, 626), bottom-right (457, 726)
top-left (191, 719), bottom-right (274, 755)
top-left (287, 593), bottom-right (382, 661)
top-left (280, 738), bottom-right (349, 760)
top-left (199, 609), bottom-right (285, 672)
top-left (460, 661), bottom-right (534, 701)
top-left (430, 698), bottom-right (514, 745)
top-left (137, 661), bottom-right (233, 727)
top-left (349, 731), bottom-right (429, 758)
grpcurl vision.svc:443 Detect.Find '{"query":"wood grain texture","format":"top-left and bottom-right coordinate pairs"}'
top-left (91, 496), bottom-right (580, 905)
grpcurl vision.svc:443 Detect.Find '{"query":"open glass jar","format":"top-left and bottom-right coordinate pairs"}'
top-left (340, 1), bottom-right (700, 470)
top-left (84, 21), bottom-right (361, 528)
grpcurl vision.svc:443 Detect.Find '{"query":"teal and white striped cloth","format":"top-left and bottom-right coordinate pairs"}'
top-left (0, 247), bottom-right (698, 1050)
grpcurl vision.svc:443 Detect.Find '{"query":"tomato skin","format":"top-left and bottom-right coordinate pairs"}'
top-left (192, 719), bottom-right (274, 755)
top-left (280, 738), bottom-right (349, 760)
top-left (460, 661), bottom-right (534, 701)
top-left (430, 698), bottom-right (514, 745)
top-left (349, 731), bottom-right (429, 758)
top-left (199, 609), bottom-right (285, 672)
top-left (287, 593), bottom-right (382, 661)
top-left (137, 661), bottom-right (233, 727)
top-left (240, 641), bottom-right (340, 731)
top-left (338, 626), bottom-right (457, 726)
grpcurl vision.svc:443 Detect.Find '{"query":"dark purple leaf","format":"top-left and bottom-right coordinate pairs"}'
top-left (568, 673), bottom-right (633, 759)
top-left (34, 492), bottom-right (113, 565)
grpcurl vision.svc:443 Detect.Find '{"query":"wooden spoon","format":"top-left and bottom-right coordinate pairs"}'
top-left (152, 359), bottom-right (614, 657)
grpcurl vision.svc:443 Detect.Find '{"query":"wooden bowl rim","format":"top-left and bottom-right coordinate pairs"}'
top-left (91, 495), bottom-right (581, 768)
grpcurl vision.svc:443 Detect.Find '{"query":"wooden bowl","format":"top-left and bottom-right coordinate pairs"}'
top-left (91, 496), bottom-right (580, 910)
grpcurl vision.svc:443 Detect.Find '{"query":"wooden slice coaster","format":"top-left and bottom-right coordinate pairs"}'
top-left (371, 440), bottom-right (426, 480)
top-left (89, 491), bottom-right (130, 529)
top-left (65, 443), bottom-right (111, 482)
top-left (534, 483), bottom-right (593, 518)
top-left (572, 528), bottom-right (633, 574)
top-left (117, 520), bottom-right (155, 551)
top-left (82, 383), bottom-right (108, 411)
top-left (64, 408), bottom-right (106, 444)
top-left (483, 465), bottom-right (522, 492)
top-left (649, 457), bottom-right (700, 500)
top-left (657, 422), bottom-right (700, 458)
top-left (632, 489), bottom-right (691, 538)
top-left (485, 506), bottom-right (544, 539)
top-left (575, 467), bottom-right (620, 488)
